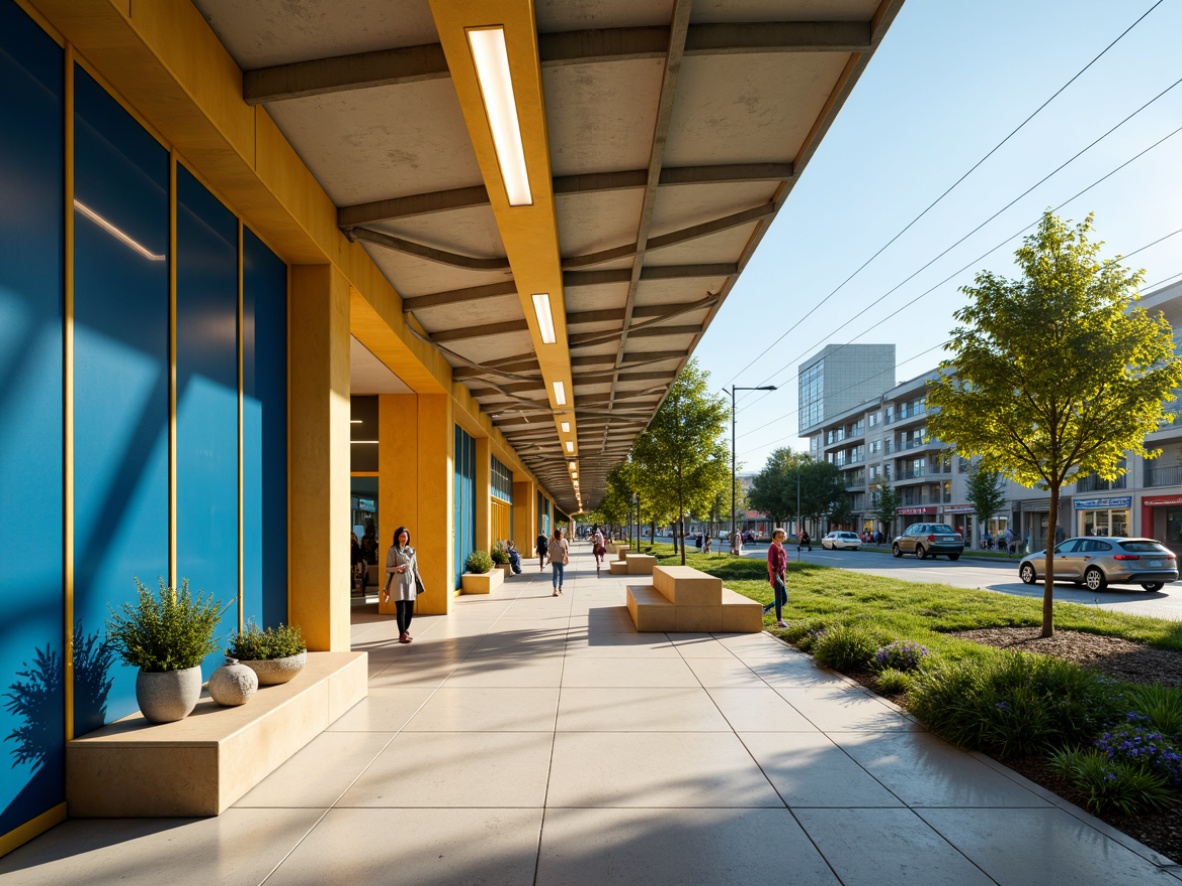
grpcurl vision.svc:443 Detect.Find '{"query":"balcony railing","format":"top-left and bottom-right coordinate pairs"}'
top-left (897, 468), bottom-right (926, 481)
top-left (845, 477), bottom-right (866, 490)
top-left (1074, 473), bottom-right (1127, 493)
top-left (1145, 464), bottom-right (1182, 488)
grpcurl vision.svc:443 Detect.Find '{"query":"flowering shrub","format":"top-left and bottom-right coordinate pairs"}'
top-left (874, 641), bottom-right (929, 673)
top-left (1094, 713), bottom-right (1182, 786)
top-left (1050, 746), bottom-right (1171, 815)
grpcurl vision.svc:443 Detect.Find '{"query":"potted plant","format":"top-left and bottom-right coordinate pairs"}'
top-left (227, 620), bottom-right (307, 685)
top-left (461, 550), bottom-right (503, 594)
top-left (490, 544), bottom-right (511, 578)
top-left (105, 578), bottom-right (225, 724)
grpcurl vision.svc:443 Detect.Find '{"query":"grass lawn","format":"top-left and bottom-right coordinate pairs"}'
top-left (647, 543), bottom-right (1182, 661)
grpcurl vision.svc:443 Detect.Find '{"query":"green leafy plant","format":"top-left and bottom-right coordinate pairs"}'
top-left (464, 550), bottom-right (494, 574)
top-left (907, 652), bottom-right (1123, 759)
top-left (876, 668), bottom-right (913, 695)
top-left (874, 641), bottom-right (929, 672)
top-left (490, 545), bottom-right (509, 566)
top-left (105, 578), bottom-right (225, 672)
top-left (1126, 685), bottom-right (1182, 735)
top-left (1049, 746), bottom-right (1172, 816)
top-left (812, 623), bottom-right (881, 672)
top-left (227, 620), bottom-right (305, 661)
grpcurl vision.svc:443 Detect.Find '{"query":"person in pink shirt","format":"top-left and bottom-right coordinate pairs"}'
top-left (764, 528), bottom-right (789, 627)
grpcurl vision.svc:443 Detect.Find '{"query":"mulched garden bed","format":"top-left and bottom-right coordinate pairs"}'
top-left (843, 627), bottom-right (1182, 865)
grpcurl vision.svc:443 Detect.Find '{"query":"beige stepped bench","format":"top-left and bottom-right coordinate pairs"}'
top-left (626, 565), bottom-right (763, 632)
top-left (609, 548), bottom-right (656, 575)
top-left (67, 651), bottom-right (367, 817)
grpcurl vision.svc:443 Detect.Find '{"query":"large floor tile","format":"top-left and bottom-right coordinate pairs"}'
top-left (667, 633), bottom-right (744, 658)
top-left (405, 687), bottom-right (560, 731)
top-left (775, 685), bottom-right (921, 731)
top-left (682, 656), bottom-right (765, 687)
top-left (337, 731), bottom-right (554, 807)
top-left (557, 687), bottom-right (731, 732)
top-left (535, 807), bottom-right (840, 886)
top-left (560, 656), bottom-right (698, 688)
top-left (706, 687), bottom-right (819, 732)
top-left (0, 809), bottom-right (323, 886)
top-left (236, 731), bottom-right (392, 807)
top-left (266, 808), bottom-right (543, 886)
top-left (919, 807), bottom-right (1180, 885)
top-left (367, 659), bottom-right (458, 688)
top-left (547, 733), bottom-right (783, 808)
top-left (740, 731), bottom-right (902, 808)
top-left (563, 633), bottom-right (680, 658)
top-left (796, 808), bottom-right (995, 886)
top-left (743, 656), bottom-right (852, 688)
top-left (832, 732), bottom-right (1050, 807)
top-left (443, 656), bottom-right (565, 687)
top-left (325, 686), bottom-right (436, 732)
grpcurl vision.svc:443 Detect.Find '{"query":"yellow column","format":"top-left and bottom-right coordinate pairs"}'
top-left (415, 394), bottom-right (453, 615)
top-left (513, 479), bottom-right (535, 553)
top-left (377, 394), bottom-right (415, 615)
top-left (475, 436), bottom-right (491, 554)
top-left (289, 265), bottom-right (351, 651)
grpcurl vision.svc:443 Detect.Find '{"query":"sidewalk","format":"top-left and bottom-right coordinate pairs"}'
top-left (2, 544), bottom-right (1179, 885)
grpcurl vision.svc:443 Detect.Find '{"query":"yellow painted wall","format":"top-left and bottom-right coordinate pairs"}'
top-left (415, 395), bottom-right (453, 615)
top-left (289, 265), bottom-right (351, 652)
top-left (491, 499), bottom-right (511, 548)
top-left (513, 480), bottom-right (535, 554)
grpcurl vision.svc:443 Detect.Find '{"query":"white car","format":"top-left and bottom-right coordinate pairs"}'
top-left (822, 531), bottom-right (861, 551)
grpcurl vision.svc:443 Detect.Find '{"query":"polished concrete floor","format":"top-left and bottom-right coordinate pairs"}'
top-left (3, 544), bottom-right (1180, 884)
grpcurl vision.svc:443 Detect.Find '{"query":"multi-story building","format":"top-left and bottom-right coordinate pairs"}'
top-left (801, 279), bottom-right (1182, 551)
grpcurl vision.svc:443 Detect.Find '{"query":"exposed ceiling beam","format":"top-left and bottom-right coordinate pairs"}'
top-left (245, 24), bottom-right (866, 105)
top-left (339, 164), bottom-right (789, 228)
top-left (349, 226), bottom-right (510, 271)
top-left (431, 319), bottom-right (530, 343)
top-left (402, 280), bottom-right (518, 313)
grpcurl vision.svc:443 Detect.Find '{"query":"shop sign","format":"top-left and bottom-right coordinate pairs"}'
top-left (1073, 496), bottom-right (1132, 510)
top-left (1144, 495), bottom-right (1182, 507)
top-left (943, 504), bottom-right (975, 514)
top-left (897, 506), bottom-right (936, 515)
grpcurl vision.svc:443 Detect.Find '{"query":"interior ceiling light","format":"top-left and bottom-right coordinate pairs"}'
top-left (467, 27), bottom-right (532, 206)
top-left (552, 381), bottom-right (566, 406)
top-left (565, 441), bottom-right (574, 452)
top-left (560, 421), bottom-right (570, 433)
top-left (533, 294), bottom-right (556, 344)
top-left (569, 462), bottom-right (576, 471)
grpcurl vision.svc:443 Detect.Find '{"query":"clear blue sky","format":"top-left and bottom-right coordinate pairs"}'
top-left (693, 0), bottom-right (1182, 475)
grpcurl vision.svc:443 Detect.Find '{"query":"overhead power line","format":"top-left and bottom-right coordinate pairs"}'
top-left (725, 0), bottom-right (1169, 388)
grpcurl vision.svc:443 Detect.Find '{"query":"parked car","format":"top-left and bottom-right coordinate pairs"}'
top-left (743, 530), bottom-right (757, 544)
top-left (821, 531), bottom-right (861, 551)
top-left (892, 524), bottom-right (964, 560)
top-left (1018, 537), bottom-right (1178, 591)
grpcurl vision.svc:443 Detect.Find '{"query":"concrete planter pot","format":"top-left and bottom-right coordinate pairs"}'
top-left (239, 651), bottom-right (307, 685)
top-left (461, 568), bottom-right (504, 594)
top-left (136, 666), bottom-right (203, 723)
top-left (496, 563), bottom-right (512, 579)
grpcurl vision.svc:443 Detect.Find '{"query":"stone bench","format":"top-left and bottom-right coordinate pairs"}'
top-left (67, 651), bottom-right (367, 817)
top-left (625, 565), bottom-right (762, 633)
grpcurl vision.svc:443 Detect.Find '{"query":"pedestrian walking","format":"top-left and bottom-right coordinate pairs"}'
top-left (798, 529), bottom-right (811, 552)
top-left (763, 528), bottom-right (789, 627)
top-left (547, 527), bottom-right (570, 596)
top-left (592, 526), bottom-right (606, 574)
top-left (536, 529), bottom-right (549, 572)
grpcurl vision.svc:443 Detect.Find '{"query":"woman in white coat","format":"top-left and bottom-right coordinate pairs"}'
top-left (382, 525), bottom-right (425, 644)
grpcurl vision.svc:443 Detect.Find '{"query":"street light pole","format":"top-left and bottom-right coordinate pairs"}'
top-left (730, 384), bottom-right (777, 555)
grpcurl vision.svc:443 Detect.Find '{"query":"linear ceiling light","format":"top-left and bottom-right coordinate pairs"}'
top-left (565, 441), bottom-right (575, 452)
top-left (560, 421), bottom-right (570, 433)
top-left (467, 27), bottom-right (532, 206)
top-left (552, 381), bottom-right (566, 406)
top-left (569, 462), bottom-right (576, 471)
top-left (532, 293), bottom-right (556, 344)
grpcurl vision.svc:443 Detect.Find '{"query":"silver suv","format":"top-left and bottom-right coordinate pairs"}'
top-left (892, 523), bottom-right (964, 561)
top-left (1018, 537), bottom-right (1178, 591)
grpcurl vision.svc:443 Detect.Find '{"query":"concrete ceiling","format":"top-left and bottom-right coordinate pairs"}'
top-left (193, 0), bottom-right (904, 514)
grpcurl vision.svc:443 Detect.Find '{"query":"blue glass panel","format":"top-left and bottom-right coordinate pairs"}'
top-left (242, 227), bottom-right (287, 628)
top-left (0, 0), bottom-right (65, 834)
top-left (452, 426), bottom-right (476, 588)
top-left (73, 67), bottom-right (170, 734)
top-left (176, 166), bottom-right (238, 671)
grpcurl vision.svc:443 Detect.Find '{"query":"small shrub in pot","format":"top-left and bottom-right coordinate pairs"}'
top-left (465, 550), bottom-right (494, 574)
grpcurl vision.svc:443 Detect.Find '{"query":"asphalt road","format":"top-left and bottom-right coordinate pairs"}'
top-left (650, 536), bottom-right (1182, 622)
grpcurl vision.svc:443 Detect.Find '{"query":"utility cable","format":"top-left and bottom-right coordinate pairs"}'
top-left (725, 0), bottom-right (1168, 388)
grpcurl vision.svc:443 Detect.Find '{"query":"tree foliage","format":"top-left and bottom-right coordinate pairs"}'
top-left (747, 447), bottom-right (802, 526)
top-left (748, 449), bottom-right (849, 531)
top-left (965, 462), bottom-right (1006, 544)
top-left (871, 484), bottom-right (899, 536)
top-left (631, 359), bottom-right (730, 564)
top-left (926, 212), bottom-right (1182, 636)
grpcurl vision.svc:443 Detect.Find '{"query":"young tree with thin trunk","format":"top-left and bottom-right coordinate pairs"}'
top-left (927, 212), bottom-right (1182, 637)
top-left (871, 483), bottom-right (899, 539)
top-left (965, 462), bottom-right (1007, 547)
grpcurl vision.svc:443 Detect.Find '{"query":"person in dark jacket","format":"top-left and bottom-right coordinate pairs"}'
top-left (536, 530), bottom-right (549, 572)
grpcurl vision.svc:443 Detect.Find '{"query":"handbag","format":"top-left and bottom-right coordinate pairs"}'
top-left (414, 573), bottom-right (426, 596)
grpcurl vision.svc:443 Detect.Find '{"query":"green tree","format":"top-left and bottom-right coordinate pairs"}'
top-left (747, 447), bottom-right (801, 527)
top-left (798, 460), bottom-right (846, 528)
top-left (631, 359), bottom-right (730, 565)
top-left (965, 461), bottom-right (1007, 546)
top-left (927, 212), bottom-right (1182, 637)
top-left (871, 483), bottom-right (899, 538)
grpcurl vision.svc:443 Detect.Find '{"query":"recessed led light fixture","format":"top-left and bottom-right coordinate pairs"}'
top-left (560, 421), bottom-right (570, 433)
top-left (467, 27), bottom-right (532, 206)
top-left (569, 462), bottom-right (576, 471)
top-left (532, 293), bottom-right (556, 344)
top-left (565, 441), bottom-right (574, 452)
top-left (571, 472), bottom-right (577, 479)
top-left (552, 381), bottom-right (566, 406)
top-left (350, 419), bottom-right (362, 424)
